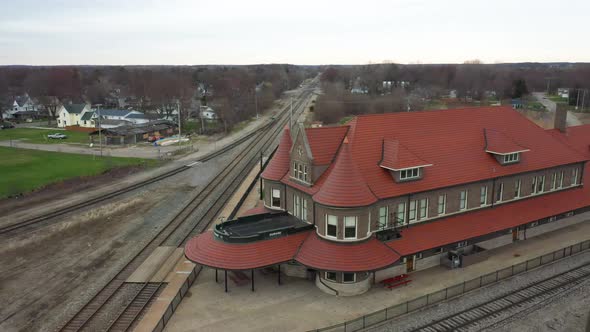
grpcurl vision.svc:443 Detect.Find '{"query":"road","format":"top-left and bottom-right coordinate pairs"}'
top-left (532, 92), bottom-right (581, 126)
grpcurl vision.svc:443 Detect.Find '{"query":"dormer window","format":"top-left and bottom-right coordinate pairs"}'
top-left (503, 153), bottom-right (519, 163)
top-left (399, 167), bottom-right (420, 180)
top-left (293, 161), bottom-right (308, 182)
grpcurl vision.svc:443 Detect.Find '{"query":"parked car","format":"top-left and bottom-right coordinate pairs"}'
top-left (48, 133), bottom-right (68, 139)
top-left (0, 122), bottom-right (15, 129)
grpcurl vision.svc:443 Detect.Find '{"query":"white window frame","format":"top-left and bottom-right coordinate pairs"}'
top-left (503, 153), bottom-right (519, 163)
top-left (496, 183), bottom-right (503, 202)
top-left (326, 215), bottom-right (338, 238)
top-left (342, 272), bottom-right (356, 283)
top-left (537, 175), bottom-right (545, 193)
top-left (480, 186), bottom-right (488, 206)
top-left (531, 176), bottom-right (537, 194)
top-left (438, 194), bottom-right (446, 215)
top-left (559, 171), bottom-right (564, 188)
top-left (302, 199), bottom-right (308, 222)
top-left (419, 198), bottom-right (428, 219)
top-left (400, 167), bottom-right (420, 180)
top-left (572, 168), bottom-right (579, 186)
top-left (551, 172), bottom-right (557, 190)
top-left (378, 206), bottom-right (388, 229)
top-left (456, 241), bottom-right (468, 248)
top-left (409, 200), bottom-right (417, 221)
top-left (515, 179), bottom-right (521, 198)
top-left (344, 216), bottom-right (357, 239)
top-left (396, 203), bottom-right (406, 225)
top-left (459, 190), bottom-right (468, 210)
top-left (325, 271), bottom-right (337, 282)
top-left (271, 189), bottom-right (281, 208)
top-left (303, 165), bottom-right (308, 181)
top-left (294, 195), bottom-right (301, 218)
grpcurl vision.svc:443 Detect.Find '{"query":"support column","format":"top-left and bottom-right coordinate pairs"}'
top-left (225, 270), bottom-right (228, 292)
top-left (215, 269), bottom-right (218, 283)
top-left (278, 264), bottom-right (281, 285)
top-left (251, 269), bottom-right (255, 292)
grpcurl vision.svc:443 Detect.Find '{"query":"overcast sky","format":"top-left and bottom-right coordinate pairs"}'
top-left (1, 0), bottom-right (589, 65)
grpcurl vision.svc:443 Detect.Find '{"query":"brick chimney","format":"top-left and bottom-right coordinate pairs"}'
top-left (554, 103), bottom-right (568, 133)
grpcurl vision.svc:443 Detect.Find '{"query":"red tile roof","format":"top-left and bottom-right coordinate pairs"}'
top-left (313, 137), bottom-right (378, 207)
top-left (546, 125), bottom-right (590, 158)
top-left (295, 233), bottom-right (400, 272)
top-left (484, 128), bottom-right (530, 154)
top-left (185, 230), bottom-right (311, 270)
top-left (238, 205), bottom-right (273, 217)
top-left (379, 139), bottom-right (432, 170)
top-left (261, 126), bottom-right (291, 181)
top-left (348, 106), bottom-right (588, 199)
top-left (305, 126), bottom-right (349, 165)
top-left (387, 166), bottom-right (590, 256)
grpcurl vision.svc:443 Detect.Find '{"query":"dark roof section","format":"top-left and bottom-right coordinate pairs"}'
top-left (80, 111), bottom-right (95, 121)
top-left (125, 113), bottom-right (148, 119)
top-left (65, 104), bottom-right (87, 114)
top-left (97, 109), bottom-right (132, 117)
top-left (213, 211), bottom-right (312, 243)
top-left (91, 120), bottom-right (176, 136)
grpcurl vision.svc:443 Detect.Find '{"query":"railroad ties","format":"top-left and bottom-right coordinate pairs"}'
top-left (413, 263), bottom-right (590, 332)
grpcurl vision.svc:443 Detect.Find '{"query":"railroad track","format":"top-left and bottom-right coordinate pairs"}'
top-left (411, 262), bottom-right (590, 332)
top-left (0, 112), bottom-right (275, 236)
top-left (57, 86), bottom-right (314, 332)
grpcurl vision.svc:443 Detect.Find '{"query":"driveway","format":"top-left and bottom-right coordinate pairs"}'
top-left (532, 92), bottom-right (581, 126)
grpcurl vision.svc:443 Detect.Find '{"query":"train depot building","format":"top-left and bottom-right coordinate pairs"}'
top-left (185, 105), bottom-right (590, 296)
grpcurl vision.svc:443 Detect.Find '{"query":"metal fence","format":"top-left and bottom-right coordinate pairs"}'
top-left (312, 239), bottom-right (590, 332)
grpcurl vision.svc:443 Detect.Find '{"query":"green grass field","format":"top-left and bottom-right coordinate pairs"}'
top-left (0, 147), bottom-right (153, 198)
top-left (547, 95), bottom-right (568, 103)
top-left (0, 128), bottom-right (92, 144)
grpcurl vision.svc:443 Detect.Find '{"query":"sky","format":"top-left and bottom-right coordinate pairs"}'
top-left (1, 0), bottom-right (589, 65)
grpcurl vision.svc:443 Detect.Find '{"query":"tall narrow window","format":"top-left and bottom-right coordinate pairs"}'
top-left (396, 203), bottom-right (405, 225)
top-left (480, 186), bottom-right (488, 206)
top-left (537, 176), bottom-right (545, 193)
top-left (271, 189), bottom-right (281, 208)
top-left (559, 171), bottom-right (564, 188)
top-left (326, 215), bottom-right (337, 238)
top-left (302, 199), bottom-right (308, 222)
top-left (496, 183), bottom-right (503, 202)
top-left (378, 206), bottom-right (388, 230)
top-left (293, 162), bottom-right (297, 177)
top-left (344, 216), bottom-right (357, 239)
top-left (303, 165), bottom-right (308, 181)
top-left (459, 190), bottom-right (468, 210)
top-left (298, 164), bottom-right (303, 180)
top-left (294, 195), bottom-right (300, 218)
top-left (409, 200), bottom-right (417, 221)
top-left (531, 177), bottom-right (537, 194)
top-left (572, 168), bottom-right (579, 186)
top-left (514, 179), bottom-right (521, 198)
top-left (551, 172), bottom-right (557, 190)
top-left (437, 195), bottom-right (446, 215)
top-left (419, 198), bottom-right (428, 219)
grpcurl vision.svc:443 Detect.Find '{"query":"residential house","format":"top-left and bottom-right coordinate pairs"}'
top-left (4, 94), bottom-right (40, 120)
top-left (57, 103), bottom-right (92, 127)
top-left (199, 106), bottom-right (217, 120)
top-left (557, 88), bottom-right (570, 99)
top-left (185, 105), bottom-right (590, 296)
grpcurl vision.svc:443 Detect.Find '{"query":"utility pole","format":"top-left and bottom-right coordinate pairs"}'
top-left (289, 98), bottom-right (293, 130)
top-left (576, 89), bottom-right (582, 110)
top-left (177, 101), bottom-right (181, 146)
top-left (582, 89), bottom-right (587, 112)
top-left (254, 86), bottom-right (259, 119)
top-left (96, 104), bottom-right (103, 157)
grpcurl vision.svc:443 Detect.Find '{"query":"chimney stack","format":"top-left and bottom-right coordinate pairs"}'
top-left (554, 103), bottom-right (568, 133)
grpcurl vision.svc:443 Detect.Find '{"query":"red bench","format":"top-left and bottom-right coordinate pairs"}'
top-left (386, 279), bottom-right (412, 289)
top-left (381, 274), bottom-right (408, 285)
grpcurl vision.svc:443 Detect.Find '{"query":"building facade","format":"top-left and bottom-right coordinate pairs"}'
top-left (185, 106), bottom-right (590, 296)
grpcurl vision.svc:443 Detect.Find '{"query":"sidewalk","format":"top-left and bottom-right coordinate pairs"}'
top-left (162, 213), bottom-right (590, 332)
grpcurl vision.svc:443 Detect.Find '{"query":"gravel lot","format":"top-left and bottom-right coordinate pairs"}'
top-left (368, 251), bottom-right (590, 332)
top-left (0, 146), bottom-right (241, 332)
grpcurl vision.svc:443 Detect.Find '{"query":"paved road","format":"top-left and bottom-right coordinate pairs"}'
top-left (532, 92), bottom-right (581, 126)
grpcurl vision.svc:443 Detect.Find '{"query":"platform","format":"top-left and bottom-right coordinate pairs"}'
top-left (163, 214), bottom-right (590, 332)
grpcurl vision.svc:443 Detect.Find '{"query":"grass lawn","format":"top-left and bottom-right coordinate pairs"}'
top-left (0, 128), bottom-right (92, 144)
top-left (0, 147), bottom-right (154, 198)
top-left (547, 95), bottom-right (568, 103)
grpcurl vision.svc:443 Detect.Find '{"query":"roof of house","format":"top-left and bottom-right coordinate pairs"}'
top-left (313, 137), bottom-right (378, 207)
top-left (279, 106), bottom-right (587, 205)
top-left (261, 127), bottom-right (292, 181)
top-left (484, 128), bottom-right (530, 155)
top-left (379, 139), bottom-right (432, 170)
top-left (97, 109), bottom-right (132, 117)
top-left (546, 125), bottom-right (590, 158)
top-left (125, 113), bottom-right (148, 119)
top-left (64, 104), bottom-right (87, 114)
top-left (305, 126), bottom-right (349, 165)
top-left (80, 111), bottom-right (95, 121)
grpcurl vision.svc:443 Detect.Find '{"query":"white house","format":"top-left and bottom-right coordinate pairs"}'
top-left (57, 103), bottom-right (92, 127)
top-left (94, 109), bottom-right (152, 127)
top-left (558, 88), bottom-right (570, 99)
top-left (199, 106), bottom-right (217, 120)
top-left (4, 94), bottom-right (40, 119)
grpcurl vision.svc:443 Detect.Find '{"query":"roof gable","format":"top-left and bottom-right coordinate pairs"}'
top-left (290, 123), bottom-right (314, 162)
top-left (64, 104), bottom-right (87, 114)
top-left (379, 139), bottom-right (432, 171)
top-left (484, 128), bottom-right (530, 155)
top-left (261, 127), bottom-right (292, 181)
top-left (305, 126), bottom-right (349, 165)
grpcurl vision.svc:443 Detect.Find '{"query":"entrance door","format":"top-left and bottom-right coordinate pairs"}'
top-left (406, 256), bottom-right (414, 272)
top-left (512, 228), bottom-right (518, 242)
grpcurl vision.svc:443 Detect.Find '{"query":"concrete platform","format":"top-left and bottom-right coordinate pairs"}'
top-left (162, 216), bottom-right (590, 332)
top-left (127, 246), bottom-right (180, 283)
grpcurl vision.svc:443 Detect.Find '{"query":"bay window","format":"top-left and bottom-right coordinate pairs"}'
top-left (271, 189), bottom-right (281, 208)
top-left (344, 216), bottom-right (357, 239)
